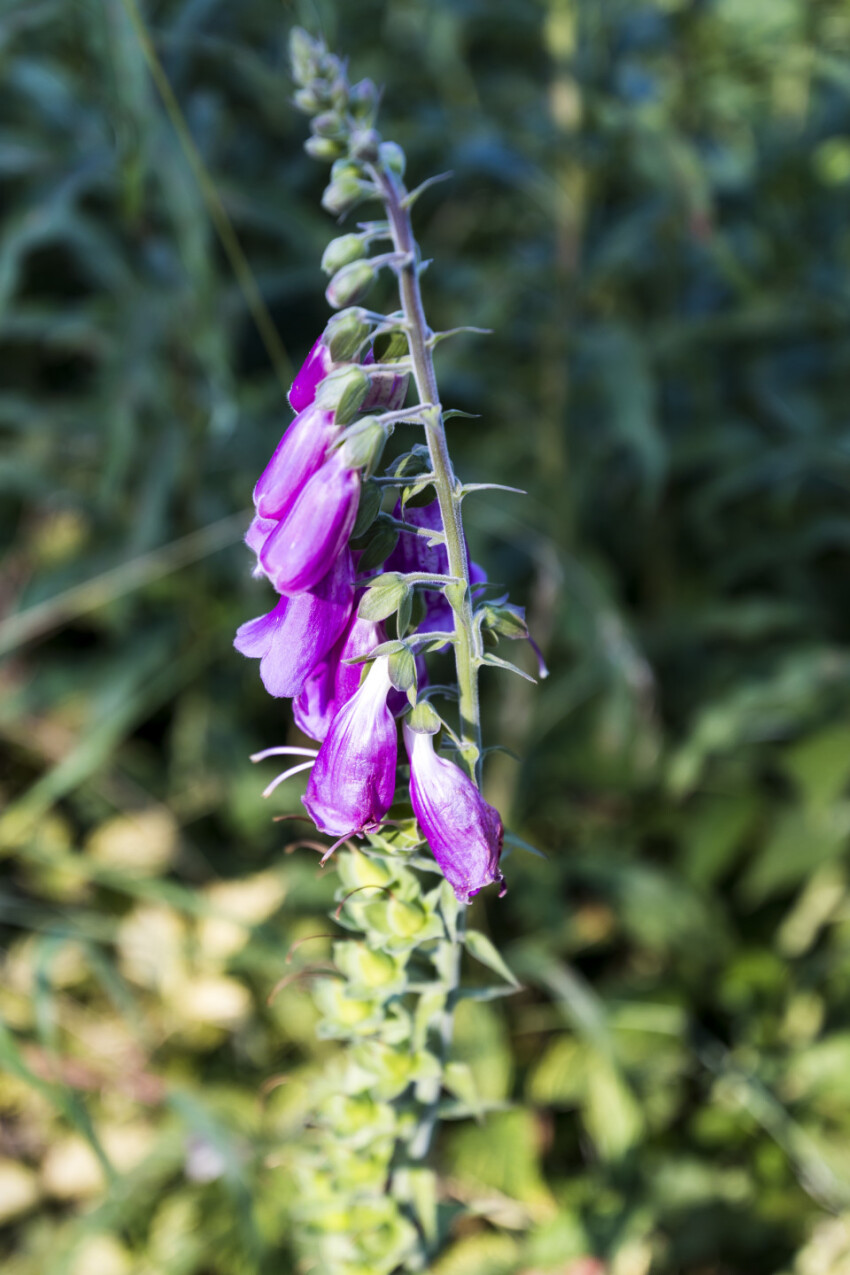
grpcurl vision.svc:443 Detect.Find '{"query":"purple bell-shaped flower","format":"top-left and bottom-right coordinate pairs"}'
top-left (233, 550), bottom-right (354, 697)
top-left (293, 613), bottom-right (384, 743)
top-left (288, 336), bottom-right (335, 413)
top-left (303, 656), bottom-right (397, 838)
top-left (253, 404), bottom-right (337, 522)
top-left (260, 448), bottom-right (360, 596)
top-left (404, 722), bottom-right (504, 903)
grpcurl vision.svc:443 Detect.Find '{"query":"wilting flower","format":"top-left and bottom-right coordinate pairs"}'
top-left (303, 657), bottom-right (396, 837)
top-left (288, 336), bottom-right (335, 413)
top-left (293, 612), bottom-right (384, 742)
top-left (260, 448), bottom-right (360, 595)
top-left (234, 551), bottom-right (354, 697)
top-left (403, 722), bottom-right (504, 903)
top-left (253, 404), bottom-right (337, 521)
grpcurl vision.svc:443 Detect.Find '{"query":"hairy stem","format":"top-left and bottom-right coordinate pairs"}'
top-left (373, 167), bottom-right (477, 1173)
top-left (372, 166), bottom-right (483, 780)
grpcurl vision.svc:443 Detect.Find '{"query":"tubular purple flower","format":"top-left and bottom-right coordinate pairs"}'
top-left (303, 657), bottom-right (397, 838)
top-left (293, 613), bottom-right (384, 742)
top-left (245, 513), bottom-right (278, 579)
top-left (288, 336), bottom-right (335, 412)
top-left (233, 550), bottom-right (354, 697)
top-left (260, 448), bottom-right (360, 595)
top-left (403, 722), bottom-right (504, 903)
top-left (253, 404), bottom-right (337, 521)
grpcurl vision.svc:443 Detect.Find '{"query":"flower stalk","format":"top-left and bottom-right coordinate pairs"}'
top-left (233, 28), bottom-right (542, 1272)
top-left (371, 164), bottom-right (484, 777)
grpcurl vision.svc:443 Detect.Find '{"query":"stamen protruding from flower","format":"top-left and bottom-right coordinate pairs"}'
top-left (262, 760), bottom-right (317, 799)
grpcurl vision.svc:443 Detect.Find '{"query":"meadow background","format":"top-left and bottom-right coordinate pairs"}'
top-left (3, 0), bottom-right (850, 1271)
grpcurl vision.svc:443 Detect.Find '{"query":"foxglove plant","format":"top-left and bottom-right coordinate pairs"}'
top-left (236, 29), bottom-right (542, 1272)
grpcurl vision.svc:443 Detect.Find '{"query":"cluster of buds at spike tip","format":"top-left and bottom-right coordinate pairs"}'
top-left (237, 29), bottom-right (548, 909)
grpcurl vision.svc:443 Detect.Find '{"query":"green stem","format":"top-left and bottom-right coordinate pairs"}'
top-left (373, 167), bottom-right (478, 1177)
top-left (372, 166), bottom-right (483, 780)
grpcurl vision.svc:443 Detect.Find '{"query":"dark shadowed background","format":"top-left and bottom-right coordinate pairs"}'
top-left (3, 1), bottom-right (850, 1271)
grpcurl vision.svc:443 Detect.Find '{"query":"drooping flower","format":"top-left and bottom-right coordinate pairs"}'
top-left (260, 448), bottom-right (360, 595)
top-left (234, 551), bottom-right (354, 697)
top-left (288, 336), bottom-right (335, 413)
top-left (244, 513), bottom-right (279, 579)
top-left (403, 722), bottom-right (504, 903)
top-left (293, 612), bottom-right (384, 742)
top-left (303, 657), bottom-right (396, 837)
top-left (253, 404), bottom-right (337, 521)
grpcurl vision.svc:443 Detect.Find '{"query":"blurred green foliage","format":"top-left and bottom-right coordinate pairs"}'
top-left (3, 0), bottom-right (850, 1270)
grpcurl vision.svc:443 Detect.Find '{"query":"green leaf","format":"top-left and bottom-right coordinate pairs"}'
top-left (463, 929), bottom-right (520, 988)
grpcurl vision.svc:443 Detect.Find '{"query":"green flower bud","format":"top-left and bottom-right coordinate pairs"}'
top-left (321, 234), bottom-right (366, 276)
top-left (341, 418), bottom-right (387, 471)
top-left (321, 176), bottom-right (371, 218)
top-left (324, 307), bottom-right (372, 361)
top-left (305, 135), bottom-right (343, 162)
top-left (330, 157), bottom-right (363, 183)
top-left (351, 128), bottom-right (381, 163)
top-left (387, 897), bottom-right (426, 938)
top-left (325, 259), bottom-right (376, 308)
top-left (379, 140), bottom-right (406, 179)
top-left (349, 78), bottom-right (378, 120)
top-left (480, 602), bottom-right (529, 639)
top-left (293, 86), bottom-right (322, 114)
top-left (314, 363), bottom-right (369, 424)
top-left (334, 942), bottom-right (401, 991)
top-left (312, 110), bottom-right (346, 139)
top-left (289, 28), bottom-right (319, 85)
top-left (338, 848), bottom-right (394, 891)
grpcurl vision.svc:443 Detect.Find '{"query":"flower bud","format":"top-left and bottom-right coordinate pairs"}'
top-left (379, 141), bottom-right (406, 179)
top-left (349, 78), bottom-right (379, 121)
top-left (293, 86), bottom-right (322, 114)
top-left (387, 897), bottom-right (426, 939)
top-left (351, 128), bottom-right (381, 162)
top-left (322, 176), bottom-right (371, 218)
top-left (289, 28), bottom-right (319, 86)
top-left (288, 337), bottom-right (335, 413)
top-left (304, 135), bottom-right (343, 162)
top-left (480, 602), bottom-right (528, 640)
top-left (314, 363), bottom-right (369, 424)
top-left (340, 418), bottom-right (387, 472)
top-left (325, 259), bottom-right (376, 308)
top-left (324, 308), bottom-right (372, 361)
top-left (321, 234), bottom-right (366, 276)
top-left (312, 111), bottom-right (346, 139)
